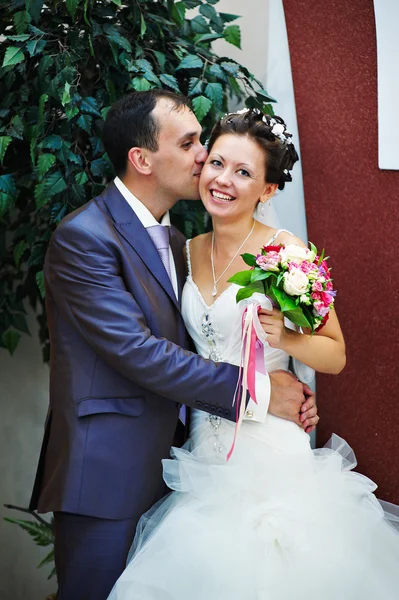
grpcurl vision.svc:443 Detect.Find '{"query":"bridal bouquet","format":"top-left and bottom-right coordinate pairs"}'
top-left (226, 241), bottom-right (335, 460)
top-left (229, 242), bottom-right (336, 332)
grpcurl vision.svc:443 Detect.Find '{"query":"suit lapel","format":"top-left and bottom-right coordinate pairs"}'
top-left (101, 183), bottom-right (180, 310)
top-left (169, 227), bottom-right (186, 307)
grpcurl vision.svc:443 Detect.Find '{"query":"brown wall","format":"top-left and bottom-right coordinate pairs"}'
top-left (284, 0), bottom-right (399, 502)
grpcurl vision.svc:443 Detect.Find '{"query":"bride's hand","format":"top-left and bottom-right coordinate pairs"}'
top-left (258, 308), bottom-right (288, 350)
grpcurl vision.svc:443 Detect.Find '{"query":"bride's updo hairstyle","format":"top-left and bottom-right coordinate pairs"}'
top-left (207, 109), bottom-right (299, 190)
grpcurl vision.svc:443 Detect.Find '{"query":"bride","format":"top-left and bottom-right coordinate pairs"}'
top-left (108, 109), bottom-right (399, 599)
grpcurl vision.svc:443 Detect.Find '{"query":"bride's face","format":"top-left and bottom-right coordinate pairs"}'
top-left (199, 133), bottom-right (271, 221)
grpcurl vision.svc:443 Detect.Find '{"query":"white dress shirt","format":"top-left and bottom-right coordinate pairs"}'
top-left (114, 176), bottom-right (269, 424)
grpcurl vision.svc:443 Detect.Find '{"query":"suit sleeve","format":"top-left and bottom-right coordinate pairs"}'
top-left (45, 221), bottom-right (242, 421)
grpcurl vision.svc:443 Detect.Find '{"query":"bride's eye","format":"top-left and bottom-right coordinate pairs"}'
top-left (238, 168), bottom-right (250, 177)
top-left (210, 159), bottom-right (222, 167)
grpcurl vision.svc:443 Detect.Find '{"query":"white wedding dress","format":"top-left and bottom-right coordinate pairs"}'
top-left (109, 237), bottom-right (399, 600)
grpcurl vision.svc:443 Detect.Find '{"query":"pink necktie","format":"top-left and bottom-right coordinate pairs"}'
top-left (147, 225), bottom-right (171, 280)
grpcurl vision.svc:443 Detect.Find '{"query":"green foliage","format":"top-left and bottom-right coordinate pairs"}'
top-left (4, 505), bottom-right (55, 580)
top-left (0, 0), bottom-right (275, 359)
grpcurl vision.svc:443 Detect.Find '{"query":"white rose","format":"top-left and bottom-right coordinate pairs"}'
top-left (280, 244), bottom-right (309, 265)
top-left (283, 268), bottom-right (309, 296)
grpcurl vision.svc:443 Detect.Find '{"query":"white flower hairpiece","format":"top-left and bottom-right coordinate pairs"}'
top-left (225, 109), bottom-right (293, 144)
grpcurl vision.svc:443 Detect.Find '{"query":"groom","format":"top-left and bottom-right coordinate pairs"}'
top-left (30, 90), bottom-right (318, 600)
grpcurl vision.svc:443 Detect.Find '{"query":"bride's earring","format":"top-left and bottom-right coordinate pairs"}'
top-left (259, 201), bottom-right (265, 219)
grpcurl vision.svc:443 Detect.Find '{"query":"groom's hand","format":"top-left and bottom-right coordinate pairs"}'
top-left (299, 384), bottom-right (318, 434)
top-left (268, 370), bottom-right (318, 431)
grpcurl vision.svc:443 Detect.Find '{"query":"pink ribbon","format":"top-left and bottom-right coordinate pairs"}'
top-left (227, 305), bottom-right (267, 461)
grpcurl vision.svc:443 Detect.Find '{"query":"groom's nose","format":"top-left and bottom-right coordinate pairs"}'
top-left (195, 145), bottom-right (208, 164)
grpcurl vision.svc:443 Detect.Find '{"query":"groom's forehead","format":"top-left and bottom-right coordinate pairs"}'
top-left (154, 100), bottom-right (201, 140)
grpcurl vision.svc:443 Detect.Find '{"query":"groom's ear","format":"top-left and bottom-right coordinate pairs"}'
top-left (260, 183), bottom-right (278, 203)
top-left (127, 147), bottom-right (153, 176)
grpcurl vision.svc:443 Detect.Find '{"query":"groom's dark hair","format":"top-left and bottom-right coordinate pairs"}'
top-left (103, 89), bottom-right (190, 176)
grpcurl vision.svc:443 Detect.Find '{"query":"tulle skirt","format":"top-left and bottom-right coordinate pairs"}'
top-left (108, 421), bottom-right (399, 600)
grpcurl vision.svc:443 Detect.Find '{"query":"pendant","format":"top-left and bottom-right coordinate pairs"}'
top-left (212, 285), bottom-right (217, 297)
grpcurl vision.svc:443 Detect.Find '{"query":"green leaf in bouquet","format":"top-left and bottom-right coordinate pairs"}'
top-left (250, 269), bottom-right (275, 283)
top-left (228, 269), bottom-right (252, 286)
top-left (240, 252), bottom-right (257, 267)
top-left (317, 248), bottom-right (325, 265)
top-left (235, 282), bottom-right (263, 303)
top-left (309, 241), bottom-right (317, 256)
top-left (284, 307), bottom-right (312, 329)
top-left (276, 272), bottom-right (284, 285)
top-left (270, 286), bottom-right (298, 312)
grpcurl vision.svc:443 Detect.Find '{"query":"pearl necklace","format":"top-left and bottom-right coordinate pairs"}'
top-left (211, 220), bottom-right (256, 297)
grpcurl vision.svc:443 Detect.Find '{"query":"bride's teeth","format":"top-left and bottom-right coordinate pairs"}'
top-left (211, 191), bottom-right (234, 201)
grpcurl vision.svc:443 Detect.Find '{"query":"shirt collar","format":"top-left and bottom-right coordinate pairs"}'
top-left (114, 177), bottom-right (171, 228)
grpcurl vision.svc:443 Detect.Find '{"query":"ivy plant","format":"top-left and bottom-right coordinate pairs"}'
top-left (0, 0), bottom-right (275, 359)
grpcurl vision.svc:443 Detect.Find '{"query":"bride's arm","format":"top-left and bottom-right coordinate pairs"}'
top-left (258, 231), bottom-right (346, 375)
top-left (259, 308), bottom-right (346, 375)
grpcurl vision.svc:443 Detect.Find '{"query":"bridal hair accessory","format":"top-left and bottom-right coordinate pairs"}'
top-left (226, 241), bottom-right (336, 460)
top-left (225, 109), bottom-right (293, 144)
top-left (211, 220), bottom-right (256, 297)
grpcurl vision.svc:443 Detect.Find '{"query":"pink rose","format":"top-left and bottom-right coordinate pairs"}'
top-left (313, 301), bottom-right (330, 318)
top-left (312, 281), bottom-right (323, 292)
top-left (256, 252), bottom-right (280, 272)
top-left (311, 292), bottom-right (321, 301)
top-left (300, 261), bottom-right (313, 274)
top-left (315, 256), bottom-right (330, 274)
top-left (325, 280), bottom-right (333, 291)
top-left (288, 261), bottom-right (300, 271)
top-left (321, 292), bottom-right (334, 307)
